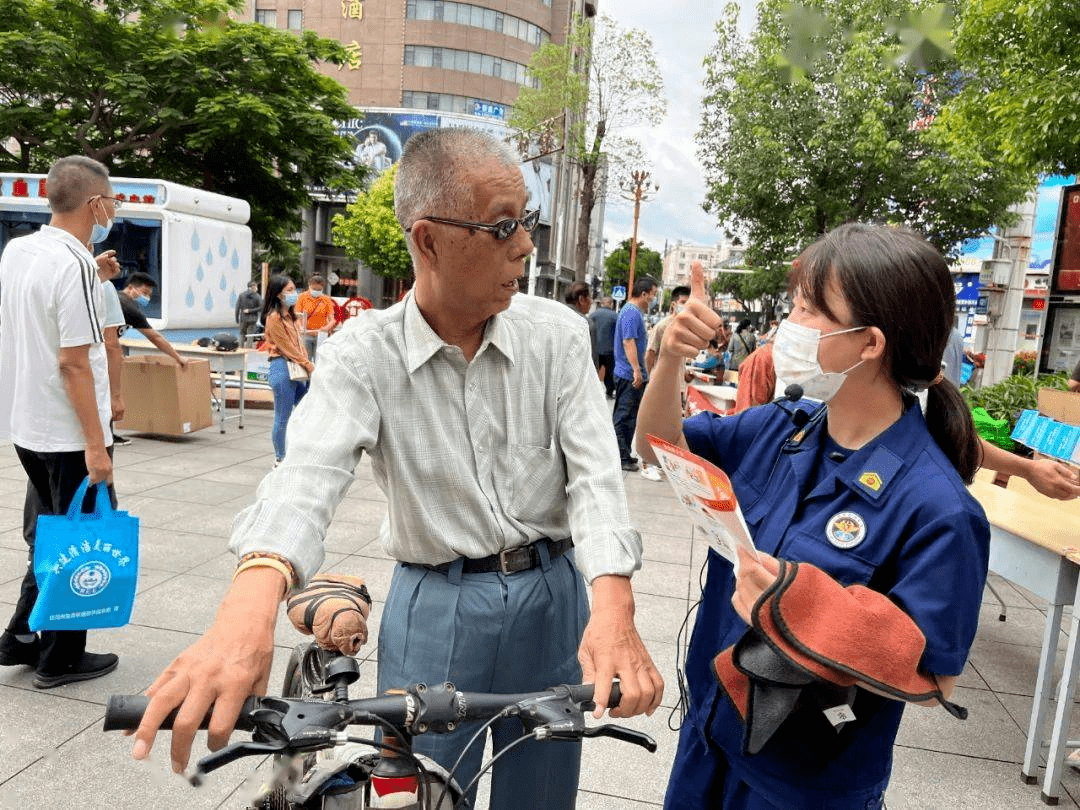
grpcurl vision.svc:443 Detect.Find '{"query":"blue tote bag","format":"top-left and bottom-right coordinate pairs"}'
top-left (29, 477), bottom-right (139, 632)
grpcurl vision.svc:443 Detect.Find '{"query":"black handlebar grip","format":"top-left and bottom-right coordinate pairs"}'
top-left (103, 695), bottom-right (257, 733)
top-left (563, 681), bottom-right (621, 709)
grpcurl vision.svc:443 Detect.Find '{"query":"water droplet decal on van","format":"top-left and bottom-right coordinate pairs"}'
top-left (204, 291), bottom-right (214, 311)
top-left (185, 287), bottom-right (195, 308)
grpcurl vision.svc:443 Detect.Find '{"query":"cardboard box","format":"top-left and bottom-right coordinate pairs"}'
top-left (1039, 388), bottom-right (1080, 427)
top-left (116, 356), bottom-right (213, 435)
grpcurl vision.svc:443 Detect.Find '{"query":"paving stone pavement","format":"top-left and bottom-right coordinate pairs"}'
top-left (0, 410), bottom-right (1077, 808)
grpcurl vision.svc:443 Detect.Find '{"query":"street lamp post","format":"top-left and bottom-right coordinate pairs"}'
top-left (620, 170), bottom-right (659, 298)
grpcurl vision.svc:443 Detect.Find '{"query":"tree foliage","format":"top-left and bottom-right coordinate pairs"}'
top-left (697, 0), bottom-right (1034, 272)
top-left (602, 238), bottom-right (662, 294)
top-left (0, 0), bottom-right (363, 254)
top-left (712, 262), bottom-right (789, 318)
top-left (938, 0), bottom-right (1080, 175)
top-left (332, 165), bottom-right (413, 280)
top-left (511, 15), bottom-right (666, 282)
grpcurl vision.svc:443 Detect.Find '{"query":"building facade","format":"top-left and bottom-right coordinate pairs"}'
top-left (238, 0), bottom-right (595, 303)
top-left (661, 240), bottom-right (743, 288)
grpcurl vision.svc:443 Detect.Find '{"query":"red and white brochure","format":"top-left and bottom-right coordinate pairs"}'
top-left (646, 435), bottom-right (758, 569)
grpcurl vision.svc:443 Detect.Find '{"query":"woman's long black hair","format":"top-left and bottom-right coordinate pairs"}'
top-left (789, 223), bottom-right (981, 483)
top-left (261, 274), bottom-right (297, 325)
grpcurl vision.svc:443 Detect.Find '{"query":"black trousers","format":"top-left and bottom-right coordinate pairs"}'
top-left (5, 445), bottom-right (116, 673)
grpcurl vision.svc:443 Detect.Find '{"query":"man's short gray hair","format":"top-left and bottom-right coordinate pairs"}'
top-left (395, 128), bottom-right (519, 261)
top-left (46, 155), bottom-right (110, 214)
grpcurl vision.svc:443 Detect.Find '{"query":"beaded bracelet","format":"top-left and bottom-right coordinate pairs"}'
top-left (234, 551), bottom-right (298, 594)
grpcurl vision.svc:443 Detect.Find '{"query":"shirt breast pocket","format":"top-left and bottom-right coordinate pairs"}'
top-left (508, 442), bottom-right (566, 524)
top-left (782, 530), bottom-right (877, 587)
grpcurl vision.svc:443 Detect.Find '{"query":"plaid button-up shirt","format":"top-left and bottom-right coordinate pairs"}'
top-left (230, 291), bottom-right (642, 585)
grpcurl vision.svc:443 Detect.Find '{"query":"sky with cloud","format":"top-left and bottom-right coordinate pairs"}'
top-left (598, 1), bottom-right (757, 258)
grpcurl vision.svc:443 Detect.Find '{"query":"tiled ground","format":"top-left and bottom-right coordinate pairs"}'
top-left (0, 408), bottom-right (1076, 808)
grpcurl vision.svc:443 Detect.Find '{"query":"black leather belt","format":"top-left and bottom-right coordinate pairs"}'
top-left (410, 537), bottom-right (573, 576)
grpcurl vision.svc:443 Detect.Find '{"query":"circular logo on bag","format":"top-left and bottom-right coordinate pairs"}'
top-left (70, 561), bottom-right (110, 597)
top-left (826, 511), bottom-right (866, 550)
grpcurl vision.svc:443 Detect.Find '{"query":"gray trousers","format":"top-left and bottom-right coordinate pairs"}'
top-left (378, 552), bottom-right (590, 810)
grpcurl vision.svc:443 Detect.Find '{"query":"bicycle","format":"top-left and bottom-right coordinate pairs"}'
top-left (104, 660), bottom-right (657, 809)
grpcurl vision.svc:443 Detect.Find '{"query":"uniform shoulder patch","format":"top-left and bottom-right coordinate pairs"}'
top-left (852, 446), bottom-right (903, 500)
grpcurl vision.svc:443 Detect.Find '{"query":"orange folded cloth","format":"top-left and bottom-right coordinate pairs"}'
top-left (714, 559), bottom-right (965, 754)
top-left (286, 573), bottom-right (371, 655)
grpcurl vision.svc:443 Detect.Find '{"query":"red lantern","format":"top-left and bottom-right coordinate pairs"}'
top-left (38, 178), bottom-right (47, 197)
top-left (12, 178), bottom-right (28, 197)
top-left (142, 194), bottom-right (155, 204)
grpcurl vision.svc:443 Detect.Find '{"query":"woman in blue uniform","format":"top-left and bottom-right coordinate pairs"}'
top-left (637, 224), bottom-right (990, 809)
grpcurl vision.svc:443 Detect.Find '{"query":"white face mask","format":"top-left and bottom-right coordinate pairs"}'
top-left (772, 319), bottom-right (867, 402)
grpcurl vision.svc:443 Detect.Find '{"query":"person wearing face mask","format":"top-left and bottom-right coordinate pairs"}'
top-left (0, 155), bottom-right (120, 688)
top-left (261, 274), bottom-right (314, 467)
top-left (295, 274), bottom-right (337, 360)
top-left (637, 224), bottom-right (991, 810)
top-left (117, 272), bottom-right (188, 369)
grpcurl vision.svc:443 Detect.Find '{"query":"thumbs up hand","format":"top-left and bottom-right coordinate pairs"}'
top-left (661, 261), bottom-right (722, 359)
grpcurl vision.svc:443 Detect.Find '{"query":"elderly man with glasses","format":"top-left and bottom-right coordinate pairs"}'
top-left (133, 128), bottom-right (662, 810)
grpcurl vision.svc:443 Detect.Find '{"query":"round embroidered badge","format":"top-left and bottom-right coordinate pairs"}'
top-left (70, 561), bottom-right (111, 597)
top-left (826, 511), bottom-right (866, 550)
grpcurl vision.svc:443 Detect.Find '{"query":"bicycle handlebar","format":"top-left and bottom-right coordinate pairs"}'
top-left (103, 681), bottom-right (621, 735)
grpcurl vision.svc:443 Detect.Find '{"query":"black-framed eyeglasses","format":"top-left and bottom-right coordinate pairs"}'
top-left (88, 194), bottom-right (123, 210)
top-left (408, 209), bottom-right (540, 241)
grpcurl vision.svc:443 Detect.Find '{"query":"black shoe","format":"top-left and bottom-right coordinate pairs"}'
top-left (34, 651), bottom-right (118, 689)
top-left (0, 634), bottom-right (40, 667)
top-left (112, 434), bottom-right (132, 446)
top-left (621, 460), bottom-right (640, 472)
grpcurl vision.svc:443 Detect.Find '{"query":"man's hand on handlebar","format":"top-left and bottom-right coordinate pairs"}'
top-left (579, 575), bottom-right (664, 720)
top-left (131, 567), bottom-right (283, 773)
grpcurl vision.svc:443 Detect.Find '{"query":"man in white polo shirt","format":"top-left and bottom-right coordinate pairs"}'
top-left (0, 155), bottom-right (119, 688)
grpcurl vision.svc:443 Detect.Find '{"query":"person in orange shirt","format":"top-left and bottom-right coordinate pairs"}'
top-left (295, 274), bottom-right (336, 359)
top-left (262, 275), bottom-right (314, 466)
top-left (733, 342), bottom-right (777, 413)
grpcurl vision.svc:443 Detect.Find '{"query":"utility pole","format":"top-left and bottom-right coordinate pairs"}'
top-left (620, 170), bottom-right (659, 296)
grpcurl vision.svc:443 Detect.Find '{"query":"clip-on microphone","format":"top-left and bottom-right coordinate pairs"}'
top-left (773, 384), bottom-right (810, 429)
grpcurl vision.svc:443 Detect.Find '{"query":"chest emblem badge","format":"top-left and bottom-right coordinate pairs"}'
top-left (858, 471), bottom-right (883, 492)
top-left (826, 511), bottom-right (866, 549)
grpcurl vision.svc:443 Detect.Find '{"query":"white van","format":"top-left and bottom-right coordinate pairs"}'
top-left (0, 173), bottom-right (252, 336)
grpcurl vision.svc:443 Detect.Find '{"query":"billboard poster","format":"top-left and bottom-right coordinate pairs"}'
top-left (954, 175), bottom-right (1075, 274)
top-left (337, 108), bottom-right (554, 225)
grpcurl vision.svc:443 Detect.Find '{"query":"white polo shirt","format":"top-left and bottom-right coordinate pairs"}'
top-left (0, 225), bottom-right (112, 452)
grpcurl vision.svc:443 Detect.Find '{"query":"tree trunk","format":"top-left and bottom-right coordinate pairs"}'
top-left (574, 158), bottom-right (598, 284)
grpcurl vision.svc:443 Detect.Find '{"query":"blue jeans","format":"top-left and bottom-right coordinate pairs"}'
top-left (612, 376), bottom-right (645, 463)
top-left (268, 357), bottom-right (308, 461)
top-left (378, 552), bottom-right (590, 810)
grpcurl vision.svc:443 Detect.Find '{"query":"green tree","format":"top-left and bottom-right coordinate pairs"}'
top-left (602, 239), bottom-right (662, 294)
top-left (697, 0), bottom-right (1033, 271)
top-left (332, 165), bottom-right (412, 280)
top-left (712, 262), bottom-right (789, 320)
top-left (511, 14), bottom-right (665, 283)
top-left (939, 0), bottom-right (1080, 175)
top-left (0, 0), bottom-right (363, 254)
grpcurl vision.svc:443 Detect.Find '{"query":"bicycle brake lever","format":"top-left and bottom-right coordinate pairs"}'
top-left (581, 724), bottom-right (658, 753)
top-left (189, 740), bottom-right (285, 786)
